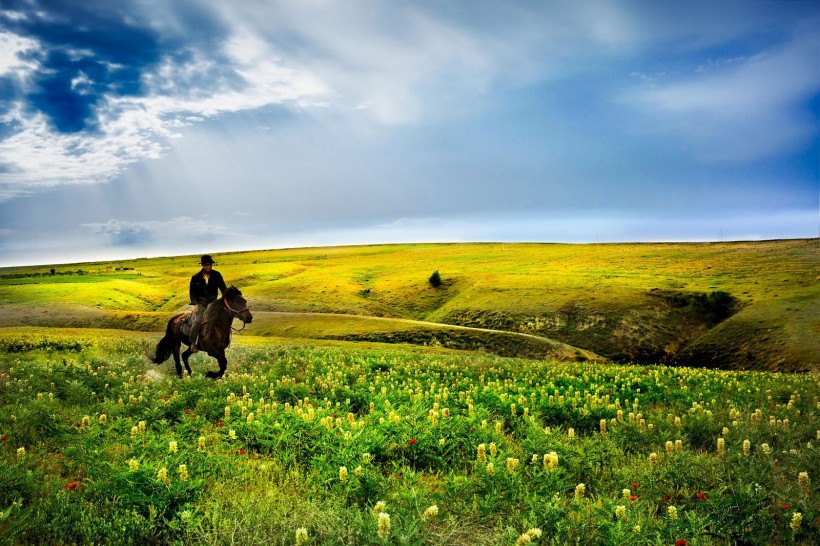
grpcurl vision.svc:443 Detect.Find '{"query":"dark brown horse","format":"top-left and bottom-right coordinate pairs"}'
top-left (151, 286), bottom-right (253, 379)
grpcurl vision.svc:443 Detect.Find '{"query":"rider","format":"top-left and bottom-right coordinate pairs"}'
top-left (189, 254), bottom-right (227, 353)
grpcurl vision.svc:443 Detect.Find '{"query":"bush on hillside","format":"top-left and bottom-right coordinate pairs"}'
top-left (428, 270), bottom-right (442, 287)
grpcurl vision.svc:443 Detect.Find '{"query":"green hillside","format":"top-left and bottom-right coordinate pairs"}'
top-left (1, 239), bottom-right (817, 371)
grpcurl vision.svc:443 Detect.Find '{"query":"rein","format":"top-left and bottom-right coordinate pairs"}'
top-left (224, 297), bottom-right (249, 331)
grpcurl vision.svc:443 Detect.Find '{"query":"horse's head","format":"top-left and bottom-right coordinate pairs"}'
top-left (224, 286), bottom-right (253, 324)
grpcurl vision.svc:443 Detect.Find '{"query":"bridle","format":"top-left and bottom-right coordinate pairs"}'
top-left (224, 297), bottom-right (250, 331)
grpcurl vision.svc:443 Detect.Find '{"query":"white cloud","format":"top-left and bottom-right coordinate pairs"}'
top-left (0, 23), bottom-right (327, 201)
top-left (0, 31), bottom-right (40, 78)
top-left (623, 29), bottom-right (820, 163)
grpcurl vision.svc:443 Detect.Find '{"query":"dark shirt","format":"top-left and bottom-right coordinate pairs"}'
top-left (189, 269), bottom-right (227, 306)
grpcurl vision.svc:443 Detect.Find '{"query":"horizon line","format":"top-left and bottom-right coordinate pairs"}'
top-left (1, 236), bottom-right (817, 270)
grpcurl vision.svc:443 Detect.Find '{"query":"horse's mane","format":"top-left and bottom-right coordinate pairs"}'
top-left (224, 285), bottom-right (241, 300)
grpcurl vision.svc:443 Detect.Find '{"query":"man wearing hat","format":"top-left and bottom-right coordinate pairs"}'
top-left (188, 254), bottom-right (227, 352)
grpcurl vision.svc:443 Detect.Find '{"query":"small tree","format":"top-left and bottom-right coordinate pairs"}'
top-left (428, 270), bottom-right (442, 287)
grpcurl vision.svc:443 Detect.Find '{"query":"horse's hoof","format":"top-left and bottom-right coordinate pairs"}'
top-left (205, 371), bottom-right (218, 379)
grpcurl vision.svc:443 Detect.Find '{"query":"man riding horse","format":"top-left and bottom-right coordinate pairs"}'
top-left (189, 254), bottom-right (227, 352)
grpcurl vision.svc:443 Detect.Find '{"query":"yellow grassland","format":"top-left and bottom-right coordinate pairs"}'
top-left (0, 239), bottom-right (817, 371)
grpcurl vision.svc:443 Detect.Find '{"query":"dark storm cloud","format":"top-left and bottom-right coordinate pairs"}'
top-left (0, 0), bottom-right (237, 133)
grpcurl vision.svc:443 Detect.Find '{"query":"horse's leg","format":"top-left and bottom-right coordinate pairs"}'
top-left (182, 347), bottom-right (193, 377)
top-left (172, 341), bottom-right (183, 378)
top-left (204, 351), bottom-right (227, 380)
top-left (216, 352), bottom-right (228, 379)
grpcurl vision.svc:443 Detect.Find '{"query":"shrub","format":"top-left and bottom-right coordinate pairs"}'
top-left (428, 271), bottom-right (442, 287)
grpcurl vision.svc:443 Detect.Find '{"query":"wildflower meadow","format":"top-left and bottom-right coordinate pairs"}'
top-left (0, 331), bottom-right (817, 545)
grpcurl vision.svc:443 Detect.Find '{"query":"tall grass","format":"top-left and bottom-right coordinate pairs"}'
top-left (0, 331), bottom-right (817, 544)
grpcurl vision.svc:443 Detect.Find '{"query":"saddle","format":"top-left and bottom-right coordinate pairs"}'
top-left (175, 311), bottom-right (194, 337)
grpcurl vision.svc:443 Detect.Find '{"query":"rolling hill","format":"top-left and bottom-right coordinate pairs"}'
top-left (0, 239), bottom-right (817, 371)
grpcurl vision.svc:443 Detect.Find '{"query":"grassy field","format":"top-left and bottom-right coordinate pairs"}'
top-left (0, 240), bottom-right (817, 371)
top-left (0, 328), bottom-right (817, 545)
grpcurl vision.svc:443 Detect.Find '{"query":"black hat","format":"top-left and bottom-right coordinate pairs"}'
top-left (200, 254), bottom-right (215, 265)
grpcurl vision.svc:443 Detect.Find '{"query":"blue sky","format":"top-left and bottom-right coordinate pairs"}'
top-left (0, 0), bottom-right (817, 267)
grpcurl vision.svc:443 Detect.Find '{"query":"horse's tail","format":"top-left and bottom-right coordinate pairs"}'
top-left (151, 318), bottom-right (176, 364)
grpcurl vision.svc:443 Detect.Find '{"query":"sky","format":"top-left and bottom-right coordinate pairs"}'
top-left (0, 0), bottom-right (818, 267)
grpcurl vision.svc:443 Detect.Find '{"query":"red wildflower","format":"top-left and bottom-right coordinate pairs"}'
top-left (697, 492), bottom-right (708, 501)
top-left (218, 421), bottom-right (224, 427)
top-left (629, 495), bottom-right (638, 501)
top-left (1, 435), bottom-right (7, 442)
top-left (632, 482), bottom-right (639, 489)
top-left (395, 474), bottom-right (403, 479)
top-left (409, 438), bottom-right (417, 445)
top-left (56, 453), bottom-right (62, 458)
top-left (100, 409), bottom-right (106, 414)
top-left (782, 504), bottom-right (789, 510)
top-left (676, 540), bottom-right (687, 546)
top-left (238, 449), bottom-right (246, 455)
top-left (663, 495), bottom-right (671, 502)
top-left (67, 481), bottom-right (78, 490)
top-left (184, 409), bottom-right (190, 414)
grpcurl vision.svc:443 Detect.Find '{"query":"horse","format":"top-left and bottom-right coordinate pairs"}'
top-left (151, 286), bottom-right (253, 379)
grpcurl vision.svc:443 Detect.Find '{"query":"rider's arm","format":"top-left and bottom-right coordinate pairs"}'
top-left (189, 275), bottom-right (198, 306)
top-left (217, 271), bottom-right (227, 295)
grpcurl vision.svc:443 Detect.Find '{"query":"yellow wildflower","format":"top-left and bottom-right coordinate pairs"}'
top-left (515, 534), bottom-right (532, 546)
top-left (295, 527), bottom-right (308, 546)
top-left (575, 483), bottom-right (585, 500)
top-left (506, 457), bottom-right (520, 473)
top-left (798, 472), bottom-right (809, 493)
top-left (422, 505), bottom-right (439, 519)
top-left (377, 512), bottom-right (390, 539)
top-left (790, 512), bottom-right (802, 532)
top-left (526, 528), bottom-right (542, 539)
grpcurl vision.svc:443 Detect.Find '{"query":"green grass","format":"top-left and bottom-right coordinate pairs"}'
top-left (0, 329), bottom-right (817, 545)
top-left (1, 240), bottom-right (818, 370)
